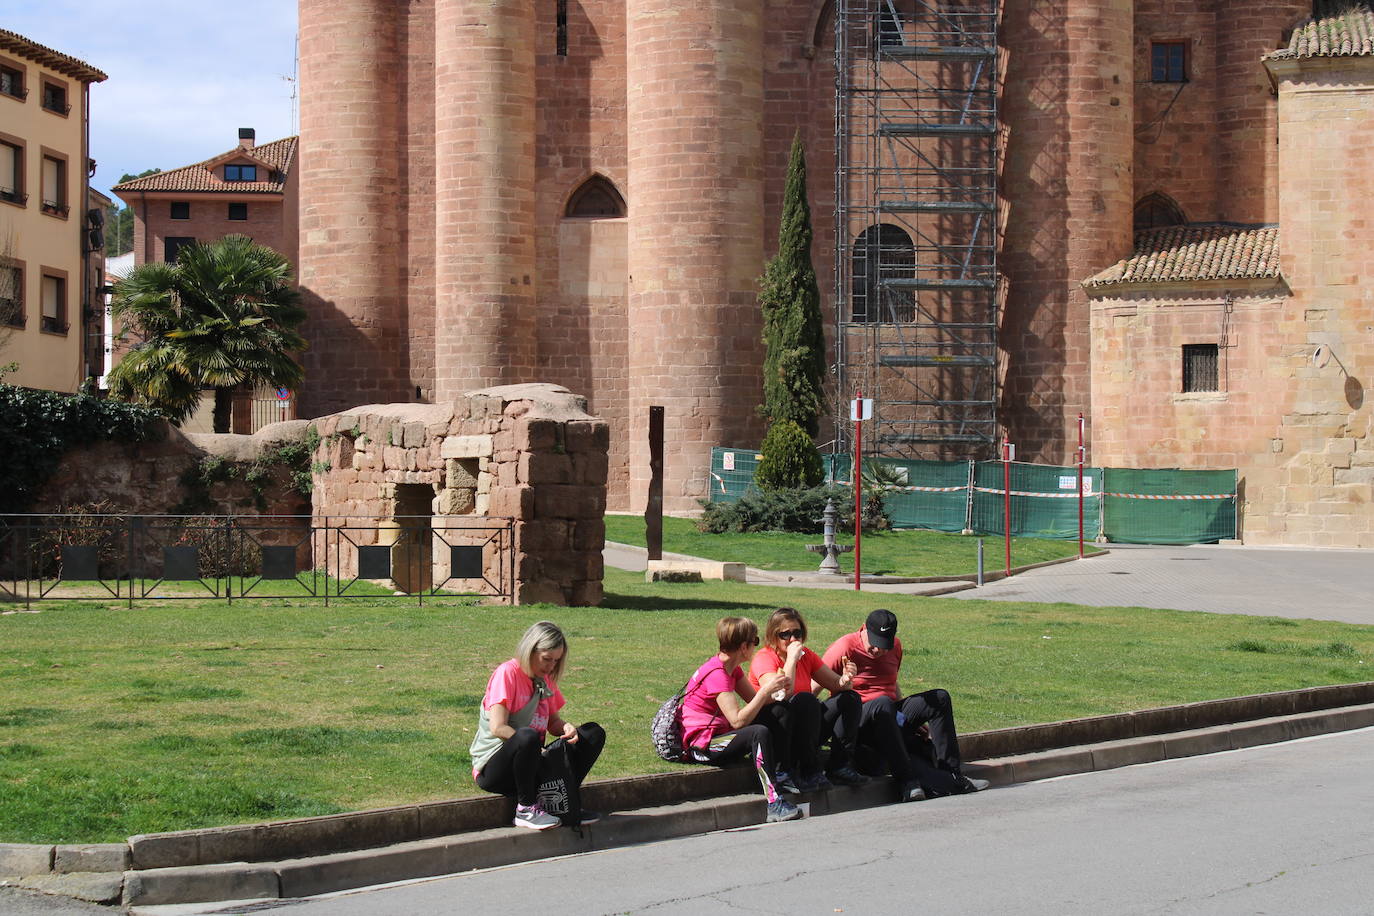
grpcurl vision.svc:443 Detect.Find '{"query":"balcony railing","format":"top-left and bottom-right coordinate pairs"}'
top-left (0, 188), bottom-right (25, 206)
top-left (40, 201), bottom-right (69, 218)
top-left (40, 315), bottom-right (68, 334)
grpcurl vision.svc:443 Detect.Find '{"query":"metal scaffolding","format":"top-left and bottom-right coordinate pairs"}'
top-left (833, 0), bottom-right (1000, 460)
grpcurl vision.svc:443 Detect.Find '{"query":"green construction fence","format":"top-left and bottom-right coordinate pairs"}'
top-left (708, 447), bottom-right (1237, 545)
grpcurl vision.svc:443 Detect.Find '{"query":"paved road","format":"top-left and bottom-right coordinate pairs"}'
top-left (191, 726), bottom-right (1374, 916)
top-left (952, 543), bottom-right (1374, 624)
top-left (608, 540), bottom-right (1374, 623)
top-left (0, 886), bottom-right (110, 915)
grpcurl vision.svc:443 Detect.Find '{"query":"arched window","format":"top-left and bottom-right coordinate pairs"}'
top-left (564, 175), bottom-right (626, 218)
top-left (851, 224), bottom-right (915, 323)
top-left (877, 0), bottom-right (905, 47)
top-left (1133, 193), bottom-right (1186, 232)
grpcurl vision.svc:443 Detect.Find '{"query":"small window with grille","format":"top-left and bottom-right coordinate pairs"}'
top-left (1182, 344), bottom-right (1218, 392)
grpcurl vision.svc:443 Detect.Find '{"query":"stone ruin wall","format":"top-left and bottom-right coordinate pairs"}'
top-left (30, 384), bottom-right (609, 604)
top-left (308, 384), bottom-right (607, 606)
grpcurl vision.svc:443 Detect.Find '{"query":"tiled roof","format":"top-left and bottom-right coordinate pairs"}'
top-left (1083, 223), bottom-right (1281, 289)
top-left (112, 137), bottom-right (297, 195)
top-left (0, 29), bottom-right (106, 82)
top-left (1267, 4), bottom-right (1374, 60)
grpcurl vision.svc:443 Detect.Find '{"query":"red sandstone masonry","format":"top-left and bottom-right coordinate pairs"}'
top-left (626, 0), bottom-right (767, 513)
top-left (297, 0), bottom-right (408, 416)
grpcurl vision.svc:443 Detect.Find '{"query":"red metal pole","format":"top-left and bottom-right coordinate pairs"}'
top-left (1003, 441), bottom-right (1012, 575)
top-left (854, 392), bottom-right (862, 591)
top-left (1077, 413), bottom-right (1085, 558)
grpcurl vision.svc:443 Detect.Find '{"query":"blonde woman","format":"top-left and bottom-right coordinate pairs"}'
top-left (470, 621), bottom-right (605, 829)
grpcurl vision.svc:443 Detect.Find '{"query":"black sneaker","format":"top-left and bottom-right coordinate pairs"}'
top-left (827, 765), bottom-right (870, 787)
top-left (952, 775), bottom-right (989, 795)
top-left (775, 770), bottom-right (802, 795)
top-left (899, 780), bottom-right (925, 803)
top-left (578, 810), bottom-right (602, 825)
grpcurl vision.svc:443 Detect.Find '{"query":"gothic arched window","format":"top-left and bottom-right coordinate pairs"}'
top-left (564, 175), bottom-right (626, 218)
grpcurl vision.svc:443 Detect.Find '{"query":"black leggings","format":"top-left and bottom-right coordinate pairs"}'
top-left (820, 689), bottom-right (863, 771)
top-left (475, 722), bottom-right (606, 806)
top-left (687, 722), bottom-right (783, 803)
top-left (856, 696), bottom-right (959, 795)
top-left (771, 692), bottom-right (824, 776)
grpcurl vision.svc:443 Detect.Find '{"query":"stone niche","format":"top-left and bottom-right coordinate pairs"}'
top-left (309, 384), bottom-right (608, 606)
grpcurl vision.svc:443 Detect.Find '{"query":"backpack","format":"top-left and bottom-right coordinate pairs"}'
top-left (651, 659), bottom-right (724, 763)
top-left (650, 685), bottom-right (688, 762)
top-left (536, 737), bottom-right (582, 828)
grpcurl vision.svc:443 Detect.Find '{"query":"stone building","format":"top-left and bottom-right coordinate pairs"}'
top-left (0, 28), bottom-right (107, 393)
top-left (291, 0), bottom-right (1374, 544)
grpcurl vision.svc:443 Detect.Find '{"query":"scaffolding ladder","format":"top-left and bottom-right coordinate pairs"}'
top-left (834, 0), bottom-right (1001, 460)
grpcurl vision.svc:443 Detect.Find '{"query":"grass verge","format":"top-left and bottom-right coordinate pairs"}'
top-left (605, 514), bottom-right (1082, 576)
top-left (2, 567), bottom-right (1371, 842)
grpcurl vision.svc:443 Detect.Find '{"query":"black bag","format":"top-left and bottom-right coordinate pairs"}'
top-left (650, 686), bottom-right (688, 762)
top-left (537, 737), bottom-right (582, 828)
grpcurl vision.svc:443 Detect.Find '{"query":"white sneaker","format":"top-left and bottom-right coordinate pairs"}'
top-left (513, 802), bottom-right (560, 830)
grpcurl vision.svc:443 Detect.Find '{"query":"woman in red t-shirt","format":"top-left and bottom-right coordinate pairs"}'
top-left (750, 607), bottom-right (870, 790)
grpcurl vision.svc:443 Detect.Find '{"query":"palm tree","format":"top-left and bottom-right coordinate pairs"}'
top-left (106, 235), bottom-right (307, 433)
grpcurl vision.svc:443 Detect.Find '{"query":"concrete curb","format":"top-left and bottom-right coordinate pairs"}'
top-left (8, 682), bottom-right (1374, 908)
top-left (118, 698), bottom-right (1374, 908)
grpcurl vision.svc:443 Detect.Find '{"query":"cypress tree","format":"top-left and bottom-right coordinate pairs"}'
top-left (758, 131), bottom-right (827, 438)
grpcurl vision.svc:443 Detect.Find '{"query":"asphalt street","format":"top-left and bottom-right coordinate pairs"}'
top-left (188, 725), bottom-right (1374, 916)
top-left (951, 543), bottom-right (1374, 624)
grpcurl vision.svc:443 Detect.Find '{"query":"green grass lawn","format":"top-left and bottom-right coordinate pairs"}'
top-left (605, 514), bottom-right (1082, 576)
top-left (2, 567), bottom-right (1372, 843)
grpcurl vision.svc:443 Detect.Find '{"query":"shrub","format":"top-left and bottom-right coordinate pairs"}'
top-left (0, 384), bottom-right (162, 514)
top-left (698, 485), bottom-right (852, 534)
top-left (755, 419), bottom-right (823, 492)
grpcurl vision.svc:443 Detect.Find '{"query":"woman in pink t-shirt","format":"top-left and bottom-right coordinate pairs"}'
top-left (678, 616), bottom-right (802, 823)
top-left (469, 621), bottom-right (605, 830)
top-left (749, 607), bottom-right (869, 791)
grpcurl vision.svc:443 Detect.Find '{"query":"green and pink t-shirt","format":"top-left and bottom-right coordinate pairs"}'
top-left (470, 658), bottom-right (565, 777)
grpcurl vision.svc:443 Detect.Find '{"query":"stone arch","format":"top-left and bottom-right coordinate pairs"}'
top-left (563, 174), bottom-right (627, 219)
top-left (1133, 192), bottom-right (1187, 232)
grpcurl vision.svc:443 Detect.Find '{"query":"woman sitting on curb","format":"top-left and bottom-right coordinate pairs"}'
top-left (679, 616), bottom-right (803, 823)
top-left (470, 620), bottom-right (606, 830)
top-left (748, 607), bottom-right (869, 792)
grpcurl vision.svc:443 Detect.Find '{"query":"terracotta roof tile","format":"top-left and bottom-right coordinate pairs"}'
top-left (113, 137), bottom-right (297, 195)
top-left (1083, 223), bottom-right (1281, 289)
top-left (1267, 4), bottom-right (1374, 60)
top-left (0, 28), bottom-right (106, 82)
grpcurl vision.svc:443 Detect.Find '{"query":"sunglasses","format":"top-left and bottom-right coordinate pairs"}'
top-left (777, 629), bottom-right (803, 641)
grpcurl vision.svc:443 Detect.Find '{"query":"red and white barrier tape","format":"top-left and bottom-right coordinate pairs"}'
top-left (1103, 492), bottom-right (1235, 500)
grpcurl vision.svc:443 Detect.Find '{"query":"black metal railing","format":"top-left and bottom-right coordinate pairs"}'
top-left (0, 514), bottom-right (515, 608)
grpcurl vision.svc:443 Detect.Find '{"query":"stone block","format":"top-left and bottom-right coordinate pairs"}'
top-left (123, 863), bottom-right (279, 906)
top-left (1088, 738), bottom-right (1166, 771)
top-left (589, 802), bottom-right (719, 851)
top-left (446, 459), bottom-right (479, 489)
top-left (513, 417), bottom-right (559, 452)
top-left (128, 833), bottom-right (198, 870)
top-left (519, 452), bottom-right (573, 485)
top-left (437, 488), bottom-right (476, 516)
top-left (565, 420), bottom-right (610, 453)
top-left (1161, 728), bottom-right (1234, 759)
top-left (573, 518), bottom-right (605, 552)
top-left (440, 435), bottom-right (494, 459)
top-left (517, 520), bottom-right (572, 553)
top-left (568, 579), bottom-right (603, 606)
top-left (516, 580), bottom-right (570, 606)
top-left (645, 559), bottom-right (746, 582)
top-left (573, 451), bottom-right (609, 485)
top-left (403, 422), bottom-right (426, 449)
top-left (648, 569), bottom-right (703, 583)
top-left (487, 486), bottom-right (534, 519)
top-left (18, 871), bottom-right (123, 904)
top-left (54, 843), bottom-right (130, 874)
top-left (0, 843), bottom-right (54, 876)
top-left (534, 485), bottom-right (604, 520)
top-left (1008, 749), bottom-right (1095, 783)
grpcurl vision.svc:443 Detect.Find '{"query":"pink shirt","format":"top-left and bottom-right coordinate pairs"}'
top-left (748, 645), bottom-right (825, 696)
top-left (680, 656), bottom-right (748, 749)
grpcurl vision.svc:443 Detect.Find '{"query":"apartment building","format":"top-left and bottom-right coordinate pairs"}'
top-left (0, 28), bottom-right (106, 392)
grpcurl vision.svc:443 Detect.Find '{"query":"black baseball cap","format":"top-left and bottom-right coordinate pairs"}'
top-left (865, 609), bottom-right (898, 649)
